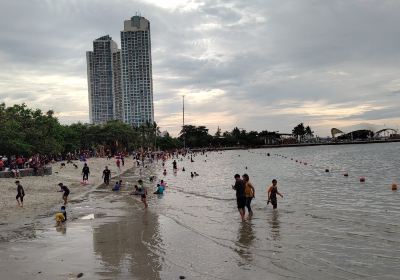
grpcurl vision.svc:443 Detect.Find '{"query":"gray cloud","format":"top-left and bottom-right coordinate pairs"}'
top-left (1, 0), bottom-right (400, 136)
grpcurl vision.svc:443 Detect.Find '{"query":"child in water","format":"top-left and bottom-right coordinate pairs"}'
top-left (55, 206), bottom-right (67, 226)
top-left (153, 184), bottom-right (164, 194)
top-left (267, 179), bottom-right (283, 209)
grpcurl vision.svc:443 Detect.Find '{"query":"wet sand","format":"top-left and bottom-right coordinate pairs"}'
top-left (0, 162), bottom-right (162, 280)
top-left (0, 157), bottom-right (134, 242)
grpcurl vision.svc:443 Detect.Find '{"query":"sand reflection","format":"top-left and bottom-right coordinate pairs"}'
top-left (92, 209), bottom-right (163, 279)
top-left (236, 221), bottom-right (255, 266)
top-left (268, 210), bottom-right (280, 241)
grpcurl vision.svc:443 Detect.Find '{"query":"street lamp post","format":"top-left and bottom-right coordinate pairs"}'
top-left (183, 95), bottom-right (186, 150)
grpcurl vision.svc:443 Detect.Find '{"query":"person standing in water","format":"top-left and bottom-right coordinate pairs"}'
top-left (232, 174), bottom-right (246, 222)
top-left (102, 166), bottom-right (111, 185)
top-left (243, 174), bottom-right (255, 218)
top-left (172, 160), bottom-right (177, 171)
top-left (15, 180), bottom-right (25, 207)
top-left (82, 163), bottom-right (90, 182)
top-left (267, 179), bottom-right (283, 209)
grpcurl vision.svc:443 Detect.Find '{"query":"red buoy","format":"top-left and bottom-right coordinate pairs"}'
top-left (360, 177), bottom-right (365, 183)
top-left (392, 184), bottom-right (398, 191)
top-left (343, 173), bottom-right (349, 177)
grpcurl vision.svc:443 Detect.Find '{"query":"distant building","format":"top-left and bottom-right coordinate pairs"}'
top-left (121, 15), bottom-right (154, 126)
top-left (86, 35), bottom-right (122, 124)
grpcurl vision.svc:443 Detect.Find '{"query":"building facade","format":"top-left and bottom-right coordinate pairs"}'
top-left (121, 16), bottom-right (154, 126)
top-left (86, 35), bottom-right (122, 124)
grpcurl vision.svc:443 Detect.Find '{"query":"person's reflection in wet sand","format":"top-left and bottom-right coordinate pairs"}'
top-left (269, 210), bottom-right (280, 241)
top-left (92, 208), bottom-right (162, 280)
top-left (235, 221), bottom-right (255, 266)
top-left (55, 225), bottom-right (66, 235)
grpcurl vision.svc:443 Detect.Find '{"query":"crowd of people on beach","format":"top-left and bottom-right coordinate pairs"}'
top-left (0, 154), bottom-right (49, 177)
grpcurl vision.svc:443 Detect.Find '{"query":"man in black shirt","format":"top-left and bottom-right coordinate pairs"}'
top-left (102, 166), bottom-right (111, 185)
top-left (232, 174), bottom-right (245, 221)
top-left (15, 180), bottom-right (25, 207)
top-left (82, 163), bottom-right (90, 182)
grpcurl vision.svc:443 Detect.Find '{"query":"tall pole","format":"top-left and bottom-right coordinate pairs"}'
top-left (183, 95), bottom-right (186, 149)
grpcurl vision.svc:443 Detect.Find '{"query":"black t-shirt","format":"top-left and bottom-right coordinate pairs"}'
top-left (82, 166), bottom-right (90, 174)
top-left (61, 185), bottom-right (70, 194)
top-left (233, 179), bottom-right (245, 198)
top-left (17, 184), bottom-right (25, 196)
top-left (103, 169), bottom-right (111, 179)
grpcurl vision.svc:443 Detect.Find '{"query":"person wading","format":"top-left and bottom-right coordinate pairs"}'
top-left (232, 174), bottom-right (246, 222)
top-left (243, 173), bottom-right (255, 219)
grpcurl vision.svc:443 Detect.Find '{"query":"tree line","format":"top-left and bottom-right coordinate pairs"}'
top-left (0, 103), bottom-right (314, 157)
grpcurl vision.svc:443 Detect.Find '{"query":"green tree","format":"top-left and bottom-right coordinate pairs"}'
top-left (179, 125), bottom-right (213, 148)
top-left (292, 123), bottom-right (306, 142)
top-left (305, 126), bottom-right (314, 138)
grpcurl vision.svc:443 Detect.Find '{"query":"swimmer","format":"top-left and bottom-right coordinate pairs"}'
top-left (182, 167), bottom-right (185, 171)
top-left (191, 172), bottom-right (194, 178)
top-left (267, 179), bottom-right (283, 209)
top-left (163, 169), bottom-right (167, 176)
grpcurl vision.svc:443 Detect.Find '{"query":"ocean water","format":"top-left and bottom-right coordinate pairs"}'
top-left (1, 143), bottom-right (399, 280)
top-left (140, 142), bottom-right (400, 279)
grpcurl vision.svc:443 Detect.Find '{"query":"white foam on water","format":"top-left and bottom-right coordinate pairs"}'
top-left (81, 214), bottom-right (95, 220)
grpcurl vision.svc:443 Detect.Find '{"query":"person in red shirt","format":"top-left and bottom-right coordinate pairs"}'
top-left (116, 158), bottom-right (121, 171)
top-left (16, 157), bottom-right (24, 169)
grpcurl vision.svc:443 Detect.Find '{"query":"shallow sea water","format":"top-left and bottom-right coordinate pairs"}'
top-left (148, 143), bottom-right (400, 279)
top-left (1, 143), bottom-right (399, 280)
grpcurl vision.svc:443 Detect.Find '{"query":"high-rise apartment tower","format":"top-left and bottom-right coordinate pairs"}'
top-left (121, 16), bottom-right (154, 126)
top-left (86, 35), bottom-right (122, 124)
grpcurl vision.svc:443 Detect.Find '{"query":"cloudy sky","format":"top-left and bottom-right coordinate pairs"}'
top-left (1, 0), bottom-right (400, 136)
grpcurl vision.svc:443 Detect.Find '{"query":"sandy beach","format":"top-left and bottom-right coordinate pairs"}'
top-left (0, 157), bottom-right (135, 242)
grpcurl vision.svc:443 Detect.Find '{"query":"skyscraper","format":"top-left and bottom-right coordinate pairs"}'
top-left (86, 35), bottom-right (122, 124)
top-left (121, 15), bottom-right (154, 126)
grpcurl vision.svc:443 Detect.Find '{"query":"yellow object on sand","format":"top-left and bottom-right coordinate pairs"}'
top-left (55, 212), bottom-right (65, 223)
